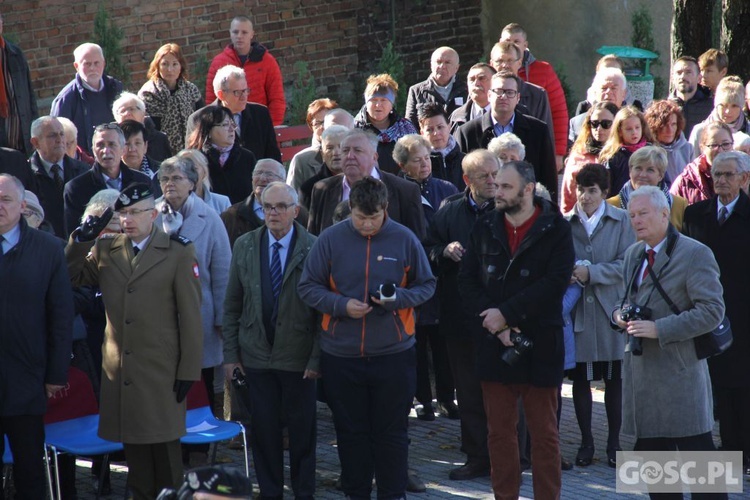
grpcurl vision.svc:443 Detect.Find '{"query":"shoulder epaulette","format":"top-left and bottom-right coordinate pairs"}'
top-left (170, 234), bottom-right (192, 246)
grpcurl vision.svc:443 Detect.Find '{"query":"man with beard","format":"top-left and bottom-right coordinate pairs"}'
top-left (458, 160), bottom-right (573, 499)
top-left (669, 56), bottom-right (713, 138)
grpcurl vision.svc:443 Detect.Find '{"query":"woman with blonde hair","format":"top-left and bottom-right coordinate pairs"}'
top-left (689, 75), bottom-right (749, 158)
top-left (139, 43), bottom-right (204, 154)
top-left (598, 105), bottom-right (654, 195)
top-left (354, 73), bottom-right (417, 174)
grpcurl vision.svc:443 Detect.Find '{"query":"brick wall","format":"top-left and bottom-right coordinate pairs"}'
top-left (6, 0), bottom-right (482, 123)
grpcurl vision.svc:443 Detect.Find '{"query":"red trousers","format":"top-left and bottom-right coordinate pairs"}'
top-left (481, 381), bottom-right (561, 500)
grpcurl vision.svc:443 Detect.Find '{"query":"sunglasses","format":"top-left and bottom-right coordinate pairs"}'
top-left (589, 119), bottom-right (613, 130)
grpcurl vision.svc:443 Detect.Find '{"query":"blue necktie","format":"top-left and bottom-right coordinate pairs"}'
top-left (270, 242), bottom-right (283, 299)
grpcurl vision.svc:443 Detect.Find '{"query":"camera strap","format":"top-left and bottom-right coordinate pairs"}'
top-left (621, 226), bottom-right (680, 312)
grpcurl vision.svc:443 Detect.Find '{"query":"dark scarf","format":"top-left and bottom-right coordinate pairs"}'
top-left (585, 136), bottom-right (604, 156)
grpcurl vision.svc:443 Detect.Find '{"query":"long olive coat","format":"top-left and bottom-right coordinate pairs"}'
top-left (66, 227), bottom-right (203, 444)
top-left (620, 231), bottom-right (724, 439)
top-left (565, 203), bottom-right (634, 363)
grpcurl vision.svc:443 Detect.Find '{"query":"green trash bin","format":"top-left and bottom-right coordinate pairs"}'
top-left (597, 45), bottom-right (659, 107)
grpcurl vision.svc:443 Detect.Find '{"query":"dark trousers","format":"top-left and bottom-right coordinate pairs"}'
top-left (0, 415), bottom-right (46, 500)
top-left (246, 368), bottom-right (317, 499)
top-left (123, 440), bottom-right (183, 500)
top-left (415, 324), bottom-right (455, 406)
top-left (634, 432), bottom-right (727, 500)
top-left (481, 382), bottom-right (560, 500)
top-left (444, 334), bottom-right (489, 464)
top-left (714, 386), bottom-right (750, 457)
top-left (321, 347), bottom-right (416, 500)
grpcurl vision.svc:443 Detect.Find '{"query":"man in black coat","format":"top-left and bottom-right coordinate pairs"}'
top-left (187, 65), bottom-right (281, 162)
top-left (682, 151), bottom-right (750, 474)
top-left (0, 146), bottom-right (33, 189)
top-left (0, 13), bottom-right (38, 155)
top-left (458, 160), bottom-right (573, 499)
top-left (0, 174), bottom-right (73, 499)
top-left (28, 116), bottom-right (90, 237)
top-left (306, 129), bottom-right (425, 240)
top-left (424, 149), bottom-right (499, 480)
top-left (64, 123), bottom-right (151, 232)
top-left (453, 71), bottom-right (557, 201)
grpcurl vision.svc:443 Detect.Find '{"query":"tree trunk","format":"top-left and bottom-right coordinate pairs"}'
top-left (671, 0), bottom-right (714, 62)
top-left (722, 0), bottom-right (750, 82)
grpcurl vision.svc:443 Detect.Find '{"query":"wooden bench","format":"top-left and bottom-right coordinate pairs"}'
top-left (275, 125), bottom-right (313, 164)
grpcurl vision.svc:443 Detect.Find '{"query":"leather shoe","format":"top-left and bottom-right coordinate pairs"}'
top-left (576, 445), bottom-right (595, 467)
top-left (416, 404), bottom-right (435, 421)
top-left (449, 461), bottom-right (490, 480)
top-left (436, 400), bottom-right (460, 420)
top-left (406, 469), bottom-right (426, 493)
top-left (607, 447), bottom-right (620, 468)
top-left (561, 456), bottom-right (574, 470)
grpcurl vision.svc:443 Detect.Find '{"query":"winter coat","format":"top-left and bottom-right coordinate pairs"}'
top-left (670, 155), bottom-right (714, 205)
top-left (404, 77), bottom-right (468, 131)
top-left (682, 191), bottom-right (750, 388)
top-left (669, 86), bottom-right (714, 139)
top-left (2, 39), bottom-right (38, 155)
top-left (156, 193), bottom-right (231, 368)
top-left (66, 227), bottom-right (203, 443)
top-left (620, 229), bottom-right (724, 438)
top-left (204, 144), bottom-right (257, 205)
top-left (205, 43), bottom-right (286, 126)
top-left (0, 219), bottom-right (73, 416)
top-left (519, 50), bottom-right (568, 157)
top-left (429, 139), bottom-right (466, 191)
top-left (223, 222), bottom-right (319, 372)
top-left (565, 203), bottom-right (633, 363)
top-left (458, 198), bottom-right (574, 386)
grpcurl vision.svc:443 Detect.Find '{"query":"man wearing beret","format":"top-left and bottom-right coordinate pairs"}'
top-left (66, 182), bottom-right (203, 500)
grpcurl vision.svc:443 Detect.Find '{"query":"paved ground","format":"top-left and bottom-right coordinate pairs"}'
top-left (57, 381), bottom-right (748, 499)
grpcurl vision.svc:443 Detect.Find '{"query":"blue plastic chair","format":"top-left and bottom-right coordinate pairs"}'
top-left (181, 382), bottom-right (249, 477)
top-left (43, 367), bottom-right (124, 500)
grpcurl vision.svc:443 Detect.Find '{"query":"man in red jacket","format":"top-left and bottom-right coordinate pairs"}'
top-left (501, 23), bottom-right (568, 172)
top-left (206, 16), bottom-right (286, 126)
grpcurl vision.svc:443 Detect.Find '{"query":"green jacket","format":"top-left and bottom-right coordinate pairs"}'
top-left (223, 221), bottom-right (319, 372)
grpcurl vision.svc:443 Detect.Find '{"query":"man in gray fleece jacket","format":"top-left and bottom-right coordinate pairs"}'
top-left (299, 177), bottom-right (436, 500)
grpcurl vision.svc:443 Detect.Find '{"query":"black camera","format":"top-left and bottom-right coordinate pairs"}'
top-left (501, 330), bottom-right (534, 366)
top-left (232, 367), bottom-right (247, 390)
top-left (377, 283), bottom-right (397, 302)
top-left (620, 304), bottom-right (652, 356)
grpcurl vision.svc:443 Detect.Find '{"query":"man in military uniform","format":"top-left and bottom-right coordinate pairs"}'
top-left (66, 182), bottom-right (203, 500)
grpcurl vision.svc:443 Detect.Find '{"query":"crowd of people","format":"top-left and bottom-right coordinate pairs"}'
top-left (1, 11), bottom-right (749, 500)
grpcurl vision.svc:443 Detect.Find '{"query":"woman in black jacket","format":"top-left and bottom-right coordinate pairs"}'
top-left (187, 105), bottom-right (257, 204)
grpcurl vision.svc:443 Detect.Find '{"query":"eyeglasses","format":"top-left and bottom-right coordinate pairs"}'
top-left (705, 142), bottom-right (733, 151)
top-left (470, 171), bottom-right (498, 182)
top-left (489, 88), bottom-right (518, 98)
top-left (589, 119), bottom-right (613, 130)
top-left (159, 175), bottom-right (189, 184)
top-left (117, 208), bottom-right (154, 217)
top-left (95, 122), bottom-right (121, 131)
top-left (262, 203), bottom-right (296, 214)
top-left (252, 171), bottom-right (284, 180)
top-left (214, 121), bottom-right (237, 130)
top-left (713, 171), bottom-right (739, 179)
top-left (228, 88), bottom-right (251, 97)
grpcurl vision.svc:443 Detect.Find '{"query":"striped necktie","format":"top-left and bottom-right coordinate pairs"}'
top-left (270, 242), bottom-right (283, 299)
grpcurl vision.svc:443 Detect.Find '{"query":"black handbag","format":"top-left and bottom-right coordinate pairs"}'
top-left (647, 265), bottom-right (733, 359)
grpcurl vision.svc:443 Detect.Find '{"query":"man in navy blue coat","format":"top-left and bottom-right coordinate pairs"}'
top-left (0, 173), bottom-right (74, 498)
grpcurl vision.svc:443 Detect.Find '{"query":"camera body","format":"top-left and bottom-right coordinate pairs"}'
top-left (500, 330), bottom-right (534, 366)
top-left (620, 304), bottom-right (652, 356)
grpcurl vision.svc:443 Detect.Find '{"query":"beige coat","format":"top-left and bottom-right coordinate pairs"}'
top-left (66, 227), bottom-right (203, 444)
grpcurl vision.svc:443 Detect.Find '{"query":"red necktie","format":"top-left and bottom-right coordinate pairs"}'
top-left (642, 249), bottom-right (656, 281)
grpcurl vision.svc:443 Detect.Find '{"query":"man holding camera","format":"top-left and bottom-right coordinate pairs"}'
top-left (458, 160), bottom-right (573, 499)
top-left (299, 177), bottom-right (435, 500)
top-left (614, 186), bottom-right (725, 498)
